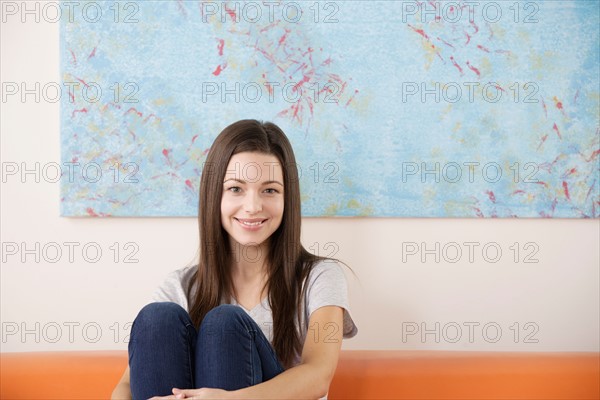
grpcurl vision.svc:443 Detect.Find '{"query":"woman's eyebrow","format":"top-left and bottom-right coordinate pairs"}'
top-left (223, 178), bottom-right (284, 186)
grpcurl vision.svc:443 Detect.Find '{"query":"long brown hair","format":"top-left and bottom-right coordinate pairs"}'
top-left (187, 119), bottom-right (353, 369)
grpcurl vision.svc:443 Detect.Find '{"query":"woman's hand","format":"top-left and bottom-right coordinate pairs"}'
top-left (149, 387), bottom-right (233, 400)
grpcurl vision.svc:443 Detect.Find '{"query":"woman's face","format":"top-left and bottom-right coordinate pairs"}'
top-left (221, 151), bottom-right (285, 249)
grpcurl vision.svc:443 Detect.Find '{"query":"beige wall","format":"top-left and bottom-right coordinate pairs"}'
top-left (2, 11), bottom-right (598, 353)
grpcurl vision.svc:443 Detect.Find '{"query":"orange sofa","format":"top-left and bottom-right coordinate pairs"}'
top-left (1, 350), bottom-right (599, 399)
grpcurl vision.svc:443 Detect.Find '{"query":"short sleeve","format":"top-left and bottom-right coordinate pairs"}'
top-left (305, 260), bottom-right (358, 339)
top-left (150, 265), bottom-right (197, 311)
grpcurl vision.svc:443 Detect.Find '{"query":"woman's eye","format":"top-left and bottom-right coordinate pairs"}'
top-left (226, 186), bottom-right (279, 194)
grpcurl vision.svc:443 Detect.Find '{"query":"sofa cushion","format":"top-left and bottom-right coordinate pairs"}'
top-left (1, 350), bottom-right (598, 399)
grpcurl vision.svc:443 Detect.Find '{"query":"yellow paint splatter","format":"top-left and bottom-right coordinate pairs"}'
top-left (347, 199), bottom-right (360, 209)
top-left (324, 203), bottom-right (339, 216)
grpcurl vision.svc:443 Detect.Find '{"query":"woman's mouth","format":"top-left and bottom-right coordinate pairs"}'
top-left (235, 218), bottom-right (268, 230)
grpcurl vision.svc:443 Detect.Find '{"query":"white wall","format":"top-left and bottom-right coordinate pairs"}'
top-left (2, 9), bottom-right (599, 354)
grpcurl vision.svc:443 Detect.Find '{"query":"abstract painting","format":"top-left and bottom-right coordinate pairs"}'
top-left (60, 1), bottom-right (600, 217)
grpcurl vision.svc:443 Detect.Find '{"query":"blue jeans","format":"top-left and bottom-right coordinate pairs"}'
top-left (128, 302), bottom-right (285, 400)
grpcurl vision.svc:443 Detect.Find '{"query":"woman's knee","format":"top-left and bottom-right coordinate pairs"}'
top-left (132, 302), bottom-right (190, 332)
top-left (201, 304), bottom-right (249, 331)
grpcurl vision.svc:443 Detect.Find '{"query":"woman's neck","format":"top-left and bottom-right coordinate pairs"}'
top-left (230, 241), bottom-right (269, 284)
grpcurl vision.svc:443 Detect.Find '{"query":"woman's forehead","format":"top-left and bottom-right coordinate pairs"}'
top-left (225, 152), bottom-right (283, 182)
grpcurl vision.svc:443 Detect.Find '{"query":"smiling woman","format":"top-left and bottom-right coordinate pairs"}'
top-left (221, 152), bottom-right (285, 255)
top-left (111, 119), bottom-right (358, 400)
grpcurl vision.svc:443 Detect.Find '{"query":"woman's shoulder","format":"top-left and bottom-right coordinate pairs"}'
top-left (152, 264), bottom-right (198, 309)
top-left (302, 258), bottom-right (349, 288)
top-left (301, 258), bottom-right (358, 339)
top-left (305, 258), bottom-right (346, 275)
top-left (160, 264), bottom-right (197, 284)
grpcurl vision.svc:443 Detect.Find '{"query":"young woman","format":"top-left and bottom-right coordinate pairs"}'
top-left (111, 119), bottom-right (358, 400)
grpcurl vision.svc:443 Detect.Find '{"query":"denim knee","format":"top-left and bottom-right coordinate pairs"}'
top-left (129, 302), bottom-right (197, 399)
top-left (201, 304), bottom-right (250, 332)
top-left (130, 302), bottom-right (191, 340)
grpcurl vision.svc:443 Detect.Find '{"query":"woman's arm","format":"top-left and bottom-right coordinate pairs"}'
top-left (152, 306), bottom-right (345, 400)
top-left (111, 365), bottom-right (132, 400)
top-left (228, 305), bottom-right (344, 399)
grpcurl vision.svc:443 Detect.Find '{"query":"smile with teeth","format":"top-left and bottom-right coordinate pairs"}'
top-left (236, 218), bottom-right (267, 226)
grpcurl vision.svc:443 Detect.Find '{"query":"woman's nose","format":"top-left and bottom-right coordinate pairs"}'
top-left (243, 191), bottom-right (262, 213)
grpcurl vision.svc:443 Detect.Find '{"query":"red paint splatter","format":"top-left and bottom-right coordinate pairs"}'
top-left (541, 155), bottom-right (563, 171)
top-left (162, 148), bottom-right (173, 167)
top-left (466, 61), bottom-right (480, 77)
top-left (345, 89), bottom-right (359, 107)
top-left (191, 134), bottom-right (199, 144)
top-left (143, 113), bottom-right (160, 124)
top-left (477, 44), bottom-right (491, 53)
top-left (485, 190), bottom-right (496, 203)
top-left (307, 97), bottom-right (315, 115)
top-left (585, 180), bottom-right (596, 201)
top-left (212, 63), bottom-right (227, 76)
top-left (213, 18), bottom-right (356, 130)
top-left (562, 168), bottom-right (577, 178)
top-left (86, 208), bottom-right (99, 217)
top-left (552, 123), bottom-right (562, 139)
top-left (259, 21), bottom-right (279, 34)
top-left (584, 149), bottom-right (600, 162)
top-left (264, 81), bottom-right (275, 96)
top-left (71, 108), bottom-right (88, 118)
top-left (450, 56), bottom-right (463, 75)
top-left (177, 0), bottom-right (187, 16)
top-left (126, 107), bottom-right (143, 117)
top-left (553, 96), bottom-right (563, 109)
top-left (469, 21), bottom-right (479, 35)
top-left (552, 96), bottom-right (566, 116)
top-left (185, 179), bottom-right (194, 190)
top-left (75, 77), bottom-right (90, 88)
top-left (69, 49), bottom-right (77, 65)
top-left (88, 47), bottom-right (97, 60)
top-left (562, 181), bottom-right (570, 200)
top-left (292, 62), bottom-right (308, 75)
top-left (278, 28), bottom-right (291, 47)
top-left (102, 102), bottom-right (122, 112)
top-left (217, 38), bottom-right (225, 56)
top-left (224, 4), bottom-right (236, 21)
top-left (537, 134), bottom-right (548, 151)
top-left (464, 32), bottom-right (471, 45)
top-left (541, 97), bottom-right (548, 118)
top-left (436, 36), bottom-right (455, 49)
top-left (292, 74), bottom-right (310, 93)
top-left (408, 24), bottom-right (430, 41)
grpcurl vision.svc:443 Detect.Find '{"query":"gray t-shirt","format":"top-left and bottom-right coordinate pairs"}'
top-left (151, 259), bottom-right (358, 400)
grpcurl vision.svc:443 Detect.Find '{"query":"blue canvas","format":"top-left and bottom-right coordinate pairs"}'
top-left (60, 1), bottom-right (600, 217)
